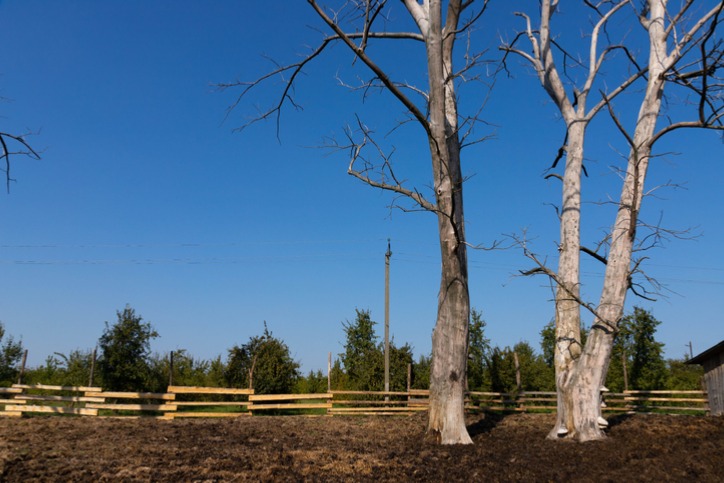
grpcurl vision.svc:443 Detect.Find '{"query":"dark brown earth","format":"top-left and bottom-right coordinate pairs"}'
top-left (1, 413), bottom-right (722, 482)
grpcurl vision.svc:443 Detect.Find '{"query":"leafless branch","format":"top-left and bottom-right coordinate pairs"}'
top-left (512, 234), bottom-right (615, 330)
top-left (308, 0), bottom-right (430, 134)
top-left (341, 115), bottom-right (438, 212)
top-left (0, 130), bottom-right (41, 193)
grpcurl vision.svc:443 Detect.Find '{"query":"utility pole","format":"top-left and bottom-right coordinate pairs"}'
top-left (384, 239), bottom-right (392, 397)
top-left (687, 342), bottom-right (694, 360)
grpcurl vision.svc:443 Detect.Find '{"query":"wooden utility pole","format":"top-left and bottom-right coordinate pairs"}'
top-left (687, 342), bottom-right (693, 360)
top-left (384, 239), bottom-right (392, 396)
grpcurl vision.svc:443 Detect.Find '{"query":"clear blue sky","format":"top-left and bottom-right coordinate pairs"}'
top-left (0, 1), bottom-right (721, 374)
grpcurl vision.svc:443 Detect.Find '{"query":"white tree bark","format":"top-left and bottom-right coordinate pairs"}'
top-left (507, 0), bottom-right (722, 441)
top-left (554, 0), bottom-right (721, 441)
top-left (563, 0), bottom-right (668, 441)
top-left (414, 0), bottom-right (473, 445)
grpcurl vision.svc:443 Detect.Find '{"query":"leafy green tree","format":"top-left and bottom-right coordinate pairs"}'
top-left (329, 358), bottom-right (348, 390)
top-left (295, 370), bottom-right (327, 394)
top-left (339, 309), bottom-right (380, 390)
top-left (607, 307), bottom-right (667, 391)
top-left (25, 355), bottom-right (63, 385)
top-left (0, 322), bottom-right (24, 385)
top-left (207, 355), bottom-right (227, 387)
top-left (388, 342), bottom-right (414, 391)
top-left (23, 349), bottom-right (96, 386)
top-left (540, 319), bottom-right (588, 369)
top-left (411, 354), bottom-right (431, 390)
top-left (467, 309), bottom-right (491, 391)
top-left (628, 308), bottom-right (667, 390)
top-left (224, 323), bottom-right (300, 394)
top-left (513, 341), bottom-right (554, 391)
top-left (55, 349), bottom-right (96, 387)
top-left (147, 350), bottom-right (216, 392)
top-left (98, 306), bottom-right (159, 391)
top-left (666, 358), bottom-right (704, 390)
top-left (488, 341), bottom-right (553, 393)
top-left (488, 346), bottom-right (517, 394)
top-left (338, 309), bottom-right (413, 391)
top-left (540, 319), bottom-right (556, 368)
top-left (605, 321), bottom-right (632, 392)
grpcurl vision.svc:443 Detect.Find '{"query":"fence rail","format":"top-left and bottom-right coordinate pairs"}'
top-left (0, 384), bottom-right (709, 418)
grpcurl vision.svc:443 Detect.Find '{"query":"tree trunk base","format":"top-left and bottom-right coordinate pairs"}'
top-left (427, 399), bottom-right (473, 445)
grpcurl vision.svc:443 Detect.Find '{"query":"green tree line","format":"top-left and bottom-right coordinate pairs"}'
top-left (1, 306), bottom-right (703, 394)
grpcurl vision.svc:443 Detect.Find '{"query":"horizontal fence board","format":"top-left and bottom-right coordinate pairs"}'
top-left (628, 406), bottom-right (708, 412)
top-left (95, 415), bottom-right (174, 420)
top-left (13, 384), bottom-right (102, 392)
top-left (167, 386), bottom-right (253, 395)
top-left (173, 401), bottom-right (251, 407)
top-left (331, 406), bottom-right (427, 413)
top-left (331, 411), bottom-right (418, 416)
top-left (168, 412), bottom-right (252, 418)
top-left (329, 390), bottom-right (411, 396)
top-left (468, 391), bottom-right (515, 399)
top-left (86, 403), bottom-right (178, 411)
top-left (625, 390), bottom-right (707, 395)
top-left (0, 387), bottom-right (23, 394)
top-left (0, 411), bottom-right (22, 417)
top-left (408, 389), bottom-right (430, 396)
top-left (250, 403), bottom-right (332, 411)
top-left (7, 405), bottom-right (98, 416)
top-left (19, 395), bottom-right (105, 403)
top-left (86, 391), bottom-right (175, 400)
top-left (333, 400), bottom-right (411, 406)
top-left (624, 397), bottom-right (709, 403)
top-left (249, 393), bottom-right (332, 402)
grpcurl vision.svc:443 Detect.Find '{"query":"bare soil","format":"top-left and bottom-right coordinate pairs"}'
top-left (0, 413), bottom-right (722, 482)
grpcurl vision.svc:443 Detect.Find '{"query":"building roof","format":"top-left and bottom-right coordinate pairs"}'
top-left (687, 340), bottom-right (724, 365)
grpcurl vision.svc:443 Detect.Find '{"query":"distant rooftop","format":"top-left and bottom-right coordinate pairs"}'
top-left (687, 340), bottom-right (724, 365)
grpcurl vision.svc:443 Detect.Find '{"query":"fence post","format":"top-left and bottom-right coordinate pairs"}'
top-left (88, 347), bottom-right (97, 387)
top-left (168, 351), bottom-right (174, 387)
top-left (327, 352), bottom-right (332, 392)
top-left (17, 349), bottom-right (28, 384)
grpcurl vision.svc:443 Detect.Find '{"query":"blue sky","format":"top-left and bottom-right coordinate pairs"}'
top-left (0, 1), bottom-right (721, 374)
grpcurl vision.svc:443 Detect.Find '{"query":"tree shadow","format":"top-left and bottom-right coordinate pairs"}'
top-left (466, 411), bottom-right (508, 437)
top-left (606, 412), bottom-right (635, 428)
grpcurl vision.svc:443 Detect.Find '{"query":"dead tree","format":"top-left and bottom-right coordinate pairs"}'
top-left (223, 0), bottom-right (494, 444)
top-left (502, 0), bottom-right (645, 440)
top-left (507, 0), bottom-right (723, 441)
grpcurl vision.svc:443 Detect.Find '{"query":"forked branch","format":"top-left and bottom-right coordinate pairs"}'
top-left (0, 130), bottom-right (40, 193)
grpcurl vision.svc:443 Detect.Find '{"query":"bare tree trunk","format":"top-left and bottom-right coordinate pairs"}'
top-left (233, 0), bottom-right (492, 444)
top-left (507, 0), bottom-right (722, 442)
top-left (561, 0), bottom-right (668, 441)
top-left (423, 0), bottom-right (472, 445)
top-left (549, 121), bottom-right (585, 438)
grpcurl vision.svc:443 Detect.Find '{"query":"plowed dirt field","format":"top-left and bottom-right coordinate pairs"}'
top-left (1, 412), bottom-right (722, 481)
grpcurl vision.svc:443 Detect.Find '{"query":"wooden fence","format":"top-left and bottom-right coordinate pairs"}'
top-left (0, 384), bottom-right (709, 418)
